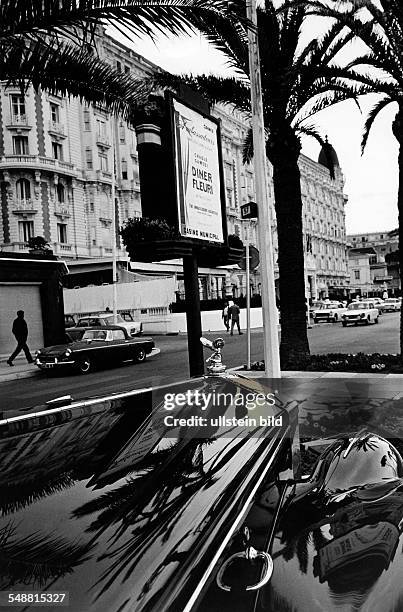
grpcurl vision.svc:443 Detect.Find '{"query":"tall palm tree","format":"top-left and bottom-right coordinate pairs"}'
top-left (152, 1), bottom-right (368, 367)
top-left (0, 0), bottom-right (246, 120)
top-left (306, 0), bottom-right (403, 355)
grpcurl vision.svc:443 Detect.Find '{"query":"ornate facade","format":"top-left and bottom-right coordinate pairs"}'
top-left (0, 30), bottom-right (348, 300)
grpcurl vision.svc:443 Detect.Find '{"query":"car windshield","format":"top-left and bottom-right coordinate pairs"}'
top-left (385, 299), bottom-right (397, 303)
top-left (321, 304), bottom-right (336, 310)
top-left (82, 330), bottom-right (108, 341)
top-left (348, 303), bottom-right (365, 310)
top-left (104, 314), bottom-right (125, 323)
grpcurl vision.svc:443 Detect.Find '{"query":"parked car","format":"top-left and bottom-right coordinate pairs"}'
top-left (64, 314), bottom-right (77, 328)
top-left (342, 301), bottom-right (379, 326)
top-left (380, 297), bottom-right (401, 312)
top-left (366, 297), bottom-right (384, 314)
top-left (313, 301), bottom-right (347, 323)
top-left (35, 326), bottom-right (155, 374)
top-left (76, 312), bottom-right (142, 336)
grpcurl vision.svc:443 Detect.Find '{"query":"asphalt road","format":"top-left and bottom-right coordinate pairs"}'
top-left (1, 312), bottom-right (400, 416)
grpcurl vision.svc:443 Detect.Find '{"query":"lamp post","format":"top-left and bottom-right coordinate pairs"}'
top-left (111, 119), bottom-right (118, 324)
top-left (246, 0), bottom-right (281, 377)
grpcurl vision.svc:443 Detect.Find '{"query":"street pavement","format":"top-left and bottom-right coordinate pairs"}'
top-left (0, 312), bottom-right (400, 416)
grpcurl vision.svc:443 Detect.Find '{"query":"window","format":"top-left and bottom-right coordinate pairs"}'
top-left (112, 329), bottom-right (125, 340)
top-left (50, 102), bottom-right (60, 123)
top-left (51, 141), bottom-right (63, 160)
top-left (116, 61), bottom-right (121, 72)
top-left (96, 118), bottom-right (106, 138)
top-left (11, 94), bottom-right (25, 117)
top-left (99, 153), bottom-right (108, 172)
top-left (124, 65), bottom-right (130, 74)
top-left (121, 159), bottom-right (128, 180)
top-left (119, 121), bottom-right (125, 143)
top-left (13, 136), bottom-right (29, 155)
top-left (19, 220), bottom-right (34, 242)
top-left (57, 223), bottom-right (67, 244)
top-left (354, 270), bottom-right (360, 280)
top-left (85, 148), bottom-right (93, 169)
top-left (56, 183), bottom-right (65, 203)
top-left (83, 108), bottom-right (90, 131)
top-left (16, 178), bottom-right (31, 200)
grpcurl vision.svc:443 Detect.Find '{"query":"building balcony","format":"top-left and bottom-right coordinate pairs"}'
top-left (96, 134), bottom-right (111, 147)
top-left (54, 203), bottom-right (71, 218)
top-left (374, 275), bottom-right (393, 283)
top-left (0, 155), bottom-right (76, 176)
top-left (48, 121), bottom-right (66, 137)
top-left (12, 198), bottom-right (37, 213)
top-left (96, 169), bottom-right (112, 182)
top-left (7, 114), bottom-right (30, 129)
top-left (53, 242), bottom-right (72, 255)
top-left (0, 241), bottom-right (29, 252)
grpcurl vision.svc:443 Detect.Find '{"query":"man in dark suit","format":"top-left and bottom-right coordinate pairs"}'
top-left (7, 310), bottom-right (34, 366)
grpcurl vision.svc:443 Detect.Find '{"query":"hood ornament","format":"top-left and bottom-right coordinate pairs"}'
top-left (200, 337), bottom-right (226, 376)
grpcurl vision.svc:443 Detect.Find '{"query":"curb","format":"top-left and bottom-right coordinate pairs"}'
top-left (0, 368), bottom-right (40, 383)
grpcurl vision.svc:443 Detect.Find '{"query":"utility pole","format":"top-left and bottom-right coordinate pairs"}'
top-left (111, 119), bottom-right (118, 324)
top-left (246, 0), bottom-right (281, 377)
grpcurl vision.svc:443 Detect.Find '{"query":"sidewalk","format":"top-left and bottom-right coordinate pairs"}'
top-left (0, 356), bottom-right (39, 383)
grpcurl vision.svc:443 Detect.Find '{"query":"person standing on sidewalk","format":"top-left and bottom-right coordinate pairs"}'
top-left (222, 301), bottom-right (230, 331)
top-left (7, 310), bottom-right (34, 366)
top-left (229, 302), bottom-right (243, 336)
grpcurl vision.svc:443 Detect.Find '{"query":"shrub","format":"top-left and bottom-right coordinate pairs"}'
top-left (227, 233), bottom-right (244, 249)
top-left (120, 217), bottom-right (180, 249)
top-left (246, 353), bottom-right (403, 373)
top-left (28, 236), bottom-right (51, 251)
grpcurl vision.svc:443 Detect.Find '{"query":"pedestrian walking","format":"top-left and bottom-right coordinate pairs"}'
top-left (7, 310), bottom-right (34, 366)
top-left (229, 302), bottom-right (243, 336)
top-left (222, 301), bottom-right (229, 331)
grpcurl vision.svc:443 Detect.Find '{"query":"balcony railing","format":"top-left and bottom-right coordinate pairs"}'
top-left (0, 155), bottom-right (76, 175)
top-left (12, 198), bottom-right (37, 212)
top-left (54, 204), bottom-right (70, 217)
top-left (48, 121), bottom-right (65, 136)
top-left (8, 114), bottom-right (29, 127)
top-left (96, 134), bottom-right (110, 147)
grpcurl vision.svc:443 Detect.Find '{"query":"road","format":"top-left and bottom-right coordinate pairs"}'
top-left (0, 312), bottom-right (400, 416)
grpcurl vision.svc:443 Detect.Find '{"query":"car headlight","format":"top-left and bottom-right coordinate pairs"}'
top-left (35, 350), bottom-right (41, 357)
top-left (64, 348), bottom-right (72, 357)
top-left (342, 314), bottom-right (346, 319)
top-left (328, 311), bottom-right (333, 315)
top-left (360, 313), bottom-right (365, 318)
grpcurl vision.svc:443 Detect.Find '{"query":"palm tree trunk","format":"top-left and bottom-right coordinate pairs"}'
top-left (271, 138), bottom-right (310, 368)
top-left (393, 108), bottom-right (403, 358)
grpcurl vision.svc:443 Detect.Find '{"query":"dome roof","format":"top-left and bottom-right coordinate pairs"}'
top-left (318, 137), bottom-right (340, 179)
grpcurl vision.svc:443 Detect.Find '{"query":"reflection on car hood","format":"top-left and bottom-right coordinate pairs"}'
top-left (257, 433), bottom-right (403, 612)
top-left (0, 376), bottom-right (287, 612)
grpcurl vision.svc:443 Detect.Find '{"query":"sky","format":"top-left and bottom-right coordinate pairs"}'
top-left (107, 24), bottom-right (399, 236)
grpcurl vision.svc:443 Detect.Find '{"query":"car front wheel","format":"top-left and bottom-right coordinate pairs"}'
top-left (134, 348), bottom-right (146, 363)
top-left (333, 314), bottom-right (338, 322)
top-left (342, 321), bottom-right (347, 327)
top-left (76, 355), bottom-right (92, 374)
top-left (375, 317), bottom-right (379, 324)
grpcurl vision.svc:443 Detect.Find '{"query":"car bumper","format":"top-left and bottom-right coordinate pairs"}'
top-left (343, 317), bottom-right (366, 324)
top-left (36, 360), bottom-right (75, 370)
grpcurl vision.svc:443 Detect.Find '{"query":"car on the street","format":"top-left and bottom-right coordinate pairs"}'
top-left (313, 301), bottom-right (347, 323)
top-left (35, 326), bottom-right (155, 374)
top-left (366, 297), bottom-right (384, 313)
top-left (64, 314), bottom-right (76, 327)
top-left (76, 312), bottom-right (142, 336)
top-left (380, 297), bottom-right (401, 312)
top-left (341, 300), bottom-right (379, 326)
top-left (2, 369), bottom-right (403, 611)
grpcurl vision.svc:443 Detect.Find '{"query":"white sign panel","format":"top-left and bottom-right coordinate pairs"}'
top-left (173, 98), bottom-right (224, 243)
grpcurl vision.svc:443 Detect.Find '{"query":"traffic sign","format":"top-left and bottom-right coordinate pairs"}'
top-left (240, 201), bottom-right (258, 219)
top-left (239, 245), bottom-right (260, 270)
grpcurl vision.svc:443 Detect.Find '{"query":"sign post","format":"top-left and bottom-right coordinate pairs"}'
top-left (246, 0), bottom-right (281, 377)
top-left (246, 238), bottom-right (251, 369)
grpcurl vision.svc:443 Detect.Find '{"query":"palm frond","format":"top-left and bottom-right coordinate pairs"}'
top-left (361, 94), bottom-right (393, 151)
top-left (0, 38), bottom-right (154, 123)
top-left (242, 126), bottom-right (254, 164)
top-left (0, 0), bottom-right (249, 42)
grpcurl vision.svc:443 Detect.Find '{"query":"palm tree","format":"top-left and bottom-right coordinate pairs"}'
top-left (0, 0), bottom-right (246, 120)
top-left (152, 2), bottom-right (368, 367)
top-left (305, 0), bottom-right (403, 355)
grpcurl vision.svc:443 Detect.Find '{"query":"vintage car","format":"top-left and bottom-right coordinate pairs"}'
top-left (35, 326), bottom-right (155, 374)
top-left (76, 312), bottom-right (142, 336)
top-left (341, 301), bottom-right (379, 326)
top-left (2, 337), bottom-right (403, 611)
top-left (380, 297), bottom-right (401, 312)
top-left (313, 301), bottom-right (347, 323)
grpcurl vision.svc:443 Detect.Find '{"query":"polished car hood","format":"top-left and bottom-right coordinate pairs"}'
top-left (0, 376), bottom-right (286, 612)
top-left (256, 434), bottom-right (403, 612)
top-left (39, 336), bottom-right (154, 356)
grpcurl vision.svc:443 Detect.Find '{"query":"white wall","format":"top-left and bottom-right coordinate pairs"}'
top-left (64, 277), bottom-right (176, 315)
top-left (166, 307), bottom-right (276, 334)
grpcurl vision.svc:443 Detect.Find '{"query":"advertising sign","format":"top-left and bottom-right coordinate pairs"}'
top-left (172, 97), bottom-right (225, 243)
